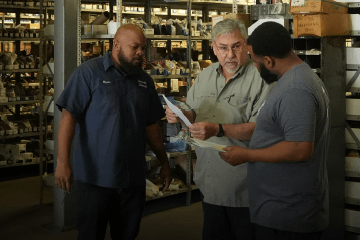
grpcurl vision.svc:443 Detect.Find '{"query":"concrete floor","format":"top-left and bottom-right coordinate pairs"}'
top-left (0, 176), bottom-right (203, 240)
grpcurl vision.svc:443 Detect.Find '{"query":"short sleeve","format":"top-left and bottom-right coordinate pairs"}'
top-left (145, 76), bottom-right (165, 126)
top-left (276, 89), bottom-right (317, 142)
top-left (55, 67), bottom-right (92, 120)
top-left (249, 82), bottom-right (275, 123)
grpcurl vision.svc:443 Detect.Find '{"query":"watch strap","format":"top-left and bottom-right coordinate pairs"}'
top-left (217, 124), bottom-right (224, 137)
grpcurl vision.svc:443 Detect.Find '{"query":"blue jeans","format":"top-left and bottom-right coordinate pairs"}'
top-left (73, 180), bottom-right (146, 240)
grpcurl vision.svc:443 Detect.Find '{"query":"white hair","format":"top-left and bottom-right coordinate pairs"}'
top-left (211, 18), bottom-right (248, 41)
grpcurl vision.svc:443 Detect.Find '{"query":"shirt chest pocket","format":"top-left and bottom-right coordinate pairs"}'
top-left (94, 79), bottom-right (122, 114)
top-left (227, 94), bottom-right (249, 107)
top-left (195, 90), bottom-right (216, 104)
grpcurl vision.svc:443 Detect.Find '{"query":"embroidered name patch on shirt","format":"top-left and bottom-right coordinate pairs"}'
top-left (138, 80), bottom-right (147, 88)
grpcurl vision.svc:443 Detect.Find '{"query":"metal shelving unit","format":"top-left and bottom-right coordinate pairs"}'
top-left (0, 0), bottom-right (51, 205)
top-left (344, 4), bottom-right (360, 238)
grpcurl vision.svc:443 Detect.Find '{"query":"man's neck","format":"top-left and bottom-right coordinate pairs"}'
top-left (219, 64), bottom-right (239, 83)
top-left (276, 53), bottom-right (303, 78)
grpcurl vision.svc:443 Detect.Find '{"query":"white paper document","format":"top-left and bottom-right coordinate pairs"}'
top-left (175, 131), bottom-right (227, 152)
top-left (191, 138), bottom-right (227, 152)
top-left (162, 94), bottom-right (192, 127)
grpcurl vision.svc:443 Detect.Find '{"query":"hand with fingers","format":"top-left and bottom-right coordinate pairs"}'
top-left (165, 105), bottom-right (180, 124)
top-left (219, 146), bottom-right (248, 166)
top-left (159, 163), bottom-right (172, 192)
top-left (54, 160), bottom-right (73, 193)
top-left (189, 122), bottom-right (218, 140)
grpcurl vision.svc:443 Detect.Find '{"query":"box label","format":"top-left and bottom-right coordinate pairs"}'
top-left (291, 0), bottom-right (305, 6)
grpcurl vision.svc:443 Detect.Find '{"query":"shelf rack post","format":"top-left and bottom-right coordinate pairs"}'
top-left (201, 4), bottom-right (210, 60)
top-left (46, 0), bottom-right (79, 232)
top-left (39, 0), bottom-right (45, 205)
top-left (116, 0), bottom-right (122, 28)
top-left (186, 0), bottom-right (193, 206)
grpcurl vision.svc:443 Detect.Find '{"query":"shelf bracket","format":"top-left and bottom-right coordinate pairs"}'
top-left (3, 105), bottom-right (16, 116)
top-left (346, 65), bottom-right (360, 92)
top-left (346, 122), bottom-right (360, 149)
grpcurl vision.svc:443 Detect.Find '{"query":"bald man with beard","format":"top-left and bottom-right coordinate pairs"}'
top-left (55, 24), bottom-right (172, 240)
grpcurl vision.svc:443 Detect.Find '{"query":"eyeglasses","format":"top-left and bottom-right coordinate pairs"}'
top-left (214, 42), bottom-right (243, 55)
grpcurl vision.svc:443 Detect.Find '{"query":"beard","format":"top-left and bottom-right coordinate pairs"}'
top-left (224, 59), bottom-right (240, 74)
top-left (117, 49), bottom-right (142, 75)
top-left (259, 63), bottom-right (278, 84)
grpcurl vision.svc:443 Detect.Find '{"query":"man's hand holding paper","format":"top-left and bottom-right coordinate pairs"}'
top-left (163, 95), bottom-right (192, 126)
top-left (189, 122), bottom-right (218, 141)
top-left (165, 106), bottom-right (180, 124)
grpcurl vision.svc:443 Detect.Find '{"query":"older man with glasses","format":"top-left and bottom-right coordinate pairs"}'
top-left (165, 18), bottom-right (274, 240)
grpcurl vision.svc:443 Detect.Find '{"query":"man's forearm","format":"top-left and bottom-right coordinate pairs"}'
top-left (57, 109), bottom-right (76, 165)
top-left (223, 122), bottom-right (256, 141)
top-left (245, 141), bottom-right (314, 163)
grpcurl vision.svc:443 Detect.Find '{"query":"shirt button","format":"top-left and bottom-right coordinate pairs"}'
top-left (213, 115), bottom-right (215, 117)
top-left (220, 85), bottom-right (223, 88)
top-left (207, 175), bottom-right (210, 177)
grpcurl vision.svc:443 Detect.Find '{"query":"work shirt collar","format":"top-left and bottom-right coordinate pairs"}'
top-left (103, 50), bottom-right (132, 77)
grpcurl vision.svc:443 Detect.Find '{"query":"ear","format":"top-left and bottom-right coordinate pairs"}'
top-left (113, 40), bottom-right (119, 49)
top-left (263, 56), bottom-right (275, 69)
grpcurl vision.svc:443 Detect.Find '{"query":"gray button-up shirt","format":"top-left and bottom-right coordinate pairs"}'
top-left (184, 58), bottom-right (274, 207)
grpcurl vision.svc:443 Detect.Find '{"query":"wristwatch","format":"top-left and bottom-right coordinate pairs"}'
top-left (217, 124), bottom-right (224, 137)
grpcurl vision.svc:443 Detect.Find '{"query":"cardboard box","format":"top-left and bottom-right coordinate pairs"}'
top-left (85, 4), bottom-right (93, 9)
top-left (290, 0), bottom-right (348, 14)
top-left (82, 25), bottom-right (92, 35)
top-left (345, 209), bottom-right (360, 228)
top-left (212, 13), bottom-right (250, 31)
top-left (346, 98), bottom-right (360, 115)
top-left (345, 181), bottom-right (360, 199)
top-left (199, 60), bottom-right (213, 69)
top-left (93, 45), bottom-right (102, 54)
top-left (22, 152), bottom-right (34, 164)
top-left (11, 154), bottom-right (24, 164)
top-left (347, 48), bottom-right (360, 65)
top-left (92, 25), bottom-right (107, 35)
top-left (293, 14), bottom-right (350, 38)
top-left (24, 23), bottom-right (41, 29)
top-left (11, 144), bottom-right (26, 155)
top-left (350, 14), bottom-right (360, 32)
top-left (143, 28), bottom-right (154, 35)
top-left (345, 156), bottom-right (360, 172)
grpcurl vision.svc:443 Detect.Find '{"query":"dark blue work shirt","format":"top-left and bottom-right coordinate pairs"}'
top-left (56, 51), bottom-right (165, 188)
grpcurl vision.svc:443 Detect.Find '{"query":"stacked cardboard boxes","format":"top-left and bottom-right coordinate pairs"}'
top-left (290, 0), bottom-right (350, 37)
top-left (0, 143), bottom-right (37, 165)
